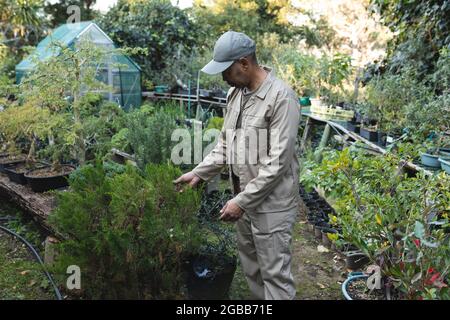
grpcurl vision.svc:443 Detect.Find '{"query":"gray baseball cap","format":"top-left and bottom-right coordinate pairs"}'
top-left (201, 31), bottom-right (256, 75)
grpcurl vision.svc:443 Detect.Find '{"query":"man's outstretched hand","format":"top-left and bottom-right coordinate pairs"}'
top-left (219, 200), bottom-right (244, 222)
top-left (173, 171), bottom-right (202, 190)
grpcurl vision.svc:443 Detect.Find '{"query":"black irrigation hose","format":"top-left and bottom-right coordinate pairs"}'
top-left (0, 223), bottom-right (63, 300)
top-left (0, 216), bottom-right (15, 221)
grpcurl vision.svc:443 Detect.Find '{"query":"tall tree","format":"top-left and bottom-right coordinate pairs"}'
top-left (190, 0), bottom-right (304, 43)
top-left (99, 0), bottom-right (205, 83)
top-left (370, 0), bottom-right (450, 77)
top-left (0, 0), bottom-right (47, 77)
top-left (44, 0), bottom-right (99, 28)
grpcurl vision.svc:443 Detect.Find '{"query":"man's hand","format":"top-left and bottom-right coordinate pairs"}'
top-left (219, 199), bottom-right (244, 222)
top-left (173, 171), bottom-right (202, 191)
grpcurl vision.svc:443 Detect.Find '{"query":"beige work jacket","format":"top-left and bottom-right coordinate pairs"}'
top-left (193, 67), bottom-right (301, 213)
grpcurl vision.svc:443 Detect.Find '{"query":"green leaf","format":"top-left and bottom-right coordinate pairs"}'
top-left (411, 272), bottom-right (422, 284)
top-left (414, 221), bottom-right (425, 239)
top-left (421, 239), bottom-right (439, 248)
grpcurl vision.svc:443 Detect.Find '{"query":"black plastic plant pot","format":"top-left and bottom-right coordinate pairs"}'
top-left (346, 121), bottom-right (361, 134)
top-left (345, 251), bottom-right (370, 270)
top-left (307, 216), bottom-right (322, 230)
top-left (25, 165), bottom-right (76, 193)
top-left (314, 226), bottom-right (323, 239)
top-left (4, 162), bottom-right (27, 185)
top-left (186, 255), bottom-right (237, 300)
top-left (338, 243), bottom-right (359, 254)
top-left (314, 221), bottom-right (330, 240)
top-left (360, 128), bottom-right (379, 142)
top-left (0, 156), bottom-right (27, 173)
top-left (4, 161), bottom-right (48, 185)
top-left (321, 227), bottom-right (337, 247)
top-left (377, 132), bottom-right (387, 147)
top-left (305, 199), bottom-right (317, 208)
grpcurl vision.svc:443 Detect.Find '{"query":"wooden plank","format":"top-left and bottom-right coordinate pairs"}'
top-left (0, 173), bottom-right (56, 231)
top-left (302, 113), bottom-right (433, 176)
top-left (142, 91), bottom-right (227, 107)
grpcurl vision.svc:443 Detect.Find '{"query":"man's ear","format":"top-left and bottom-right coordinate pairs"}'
top-left (238, 57), bottom-right (250, 71)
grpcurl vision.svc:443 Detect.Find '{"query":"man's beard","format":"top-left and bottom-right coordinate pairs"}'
top-left (227, 81), bottom-right (243, 89)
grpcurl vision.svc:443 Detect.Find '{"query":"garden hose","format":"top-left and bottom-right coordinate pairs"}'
top-left (0, 222), bottom-right (63, 300)
top-left (0, 216), bottom-right (16, 221)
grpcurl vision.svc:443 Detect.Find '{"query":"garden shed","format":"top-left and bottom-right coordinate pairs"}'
top-left (15, 21), bottom-right (142, 110)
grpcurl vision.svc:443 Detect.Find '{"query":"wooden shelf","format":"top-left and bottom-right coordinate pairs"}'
top-left (142, 91), bottom-right (226, 107)
top-left (301, 113), bottom-right (432, 176)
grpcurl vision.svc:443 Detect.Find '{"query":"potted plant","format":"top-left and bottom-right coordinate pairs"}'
top-left (0, 105), bottom-right (28, 173)
top-left (21, 109), bottom-right (77, 192)
top-left (419, 133), bottom-right (450, 168)
top-left (49, 162), bottom-right (206, 299)
top-left (360, 124), bottom-right (379, 142)
top-left (274, 50), bottom-right (351, 109)
top-left (438, 157), bottom-right (450, 174)
top-left (154, 85), bottom-right (169, 93)
top-left (301, 147), bottom-right (450, 299)
top-left (186, 190), bottom-right (237, 299)
top-left (342, 272), bottom-right (387, 300)
top-left (16, 40), bottom-right (120, 191)
top-left (0, 103), bottom-right (63, 185)
top-left (0, 152), bottom-right (27, 174)
top-left (346, 116), bottom-right (361, 134)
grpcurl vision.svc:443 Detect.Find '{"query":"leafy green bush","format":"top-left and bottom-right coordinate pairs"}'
top-left (127, 103), bottom-right (184, 169)
top-left (111, 128), bottom-right (131, 154)
top-left (99, 0), bottom-right (205, 86)
top-left (363, 70), bottom-right (432, 133)
top-left (81, 101), bottom-right (127, 161)
top-left (206, 117), bottom-right (224, 131)
top-left (49, 161), bottom-right (204, 299)
top-left (274, 48), bottom-right (352, 101)
top-left (301, 147), bottom-right (450, 299)
top-left (370, 0), bottom-right (449, 80)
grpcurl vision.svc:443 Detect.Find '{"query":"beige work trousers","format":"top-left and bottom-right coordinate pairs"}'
top-left (235, 207), bottom-right (297, 300)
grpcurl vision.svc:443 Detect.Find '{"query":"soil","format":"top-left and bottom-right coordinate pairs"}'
top-left (25, 165), bottom-right (75, 178)
top-left (6, 162), bottom-right (45, 174)
top-left (292, 209), bottom-right (347, 300)
top-left (0, 155), bottom-right (27, 164)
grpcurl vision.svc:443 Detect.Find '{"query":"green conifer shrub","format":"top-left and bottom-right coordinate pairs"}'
top-left (127, 104), bottom-right (184, 169)
top-left (49, 161), bottom-right (204, 299)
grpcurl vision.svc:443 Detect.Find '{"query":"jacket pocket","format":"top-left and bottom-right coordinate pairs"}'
top-left (244, 115), bottom-right (268, 128)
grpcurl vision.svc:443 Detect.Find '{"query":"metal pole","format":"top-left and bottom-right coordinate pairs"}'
top-left (188, 79), bottom-right (191, 118)
top-left (196, 70), bottom-right (200, 106)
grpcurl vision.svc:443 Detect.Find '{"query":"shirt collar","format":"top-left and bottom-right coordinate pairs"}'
top-left (255, 66), bottom-right (274, 100)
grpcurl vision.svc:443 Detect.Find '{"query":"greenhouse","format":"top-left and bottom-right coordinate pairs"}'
top-left (15, 21), bottom-right (142, 110)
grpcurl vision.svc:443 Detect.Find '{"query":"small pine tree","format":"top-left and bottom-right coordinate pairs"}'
top-left (49, 161), bottom-right (204, 299)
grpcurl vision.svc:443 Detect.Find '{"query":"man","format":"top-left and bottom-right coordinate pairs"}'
top-left (174, 31), bottom-right (300, 300)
